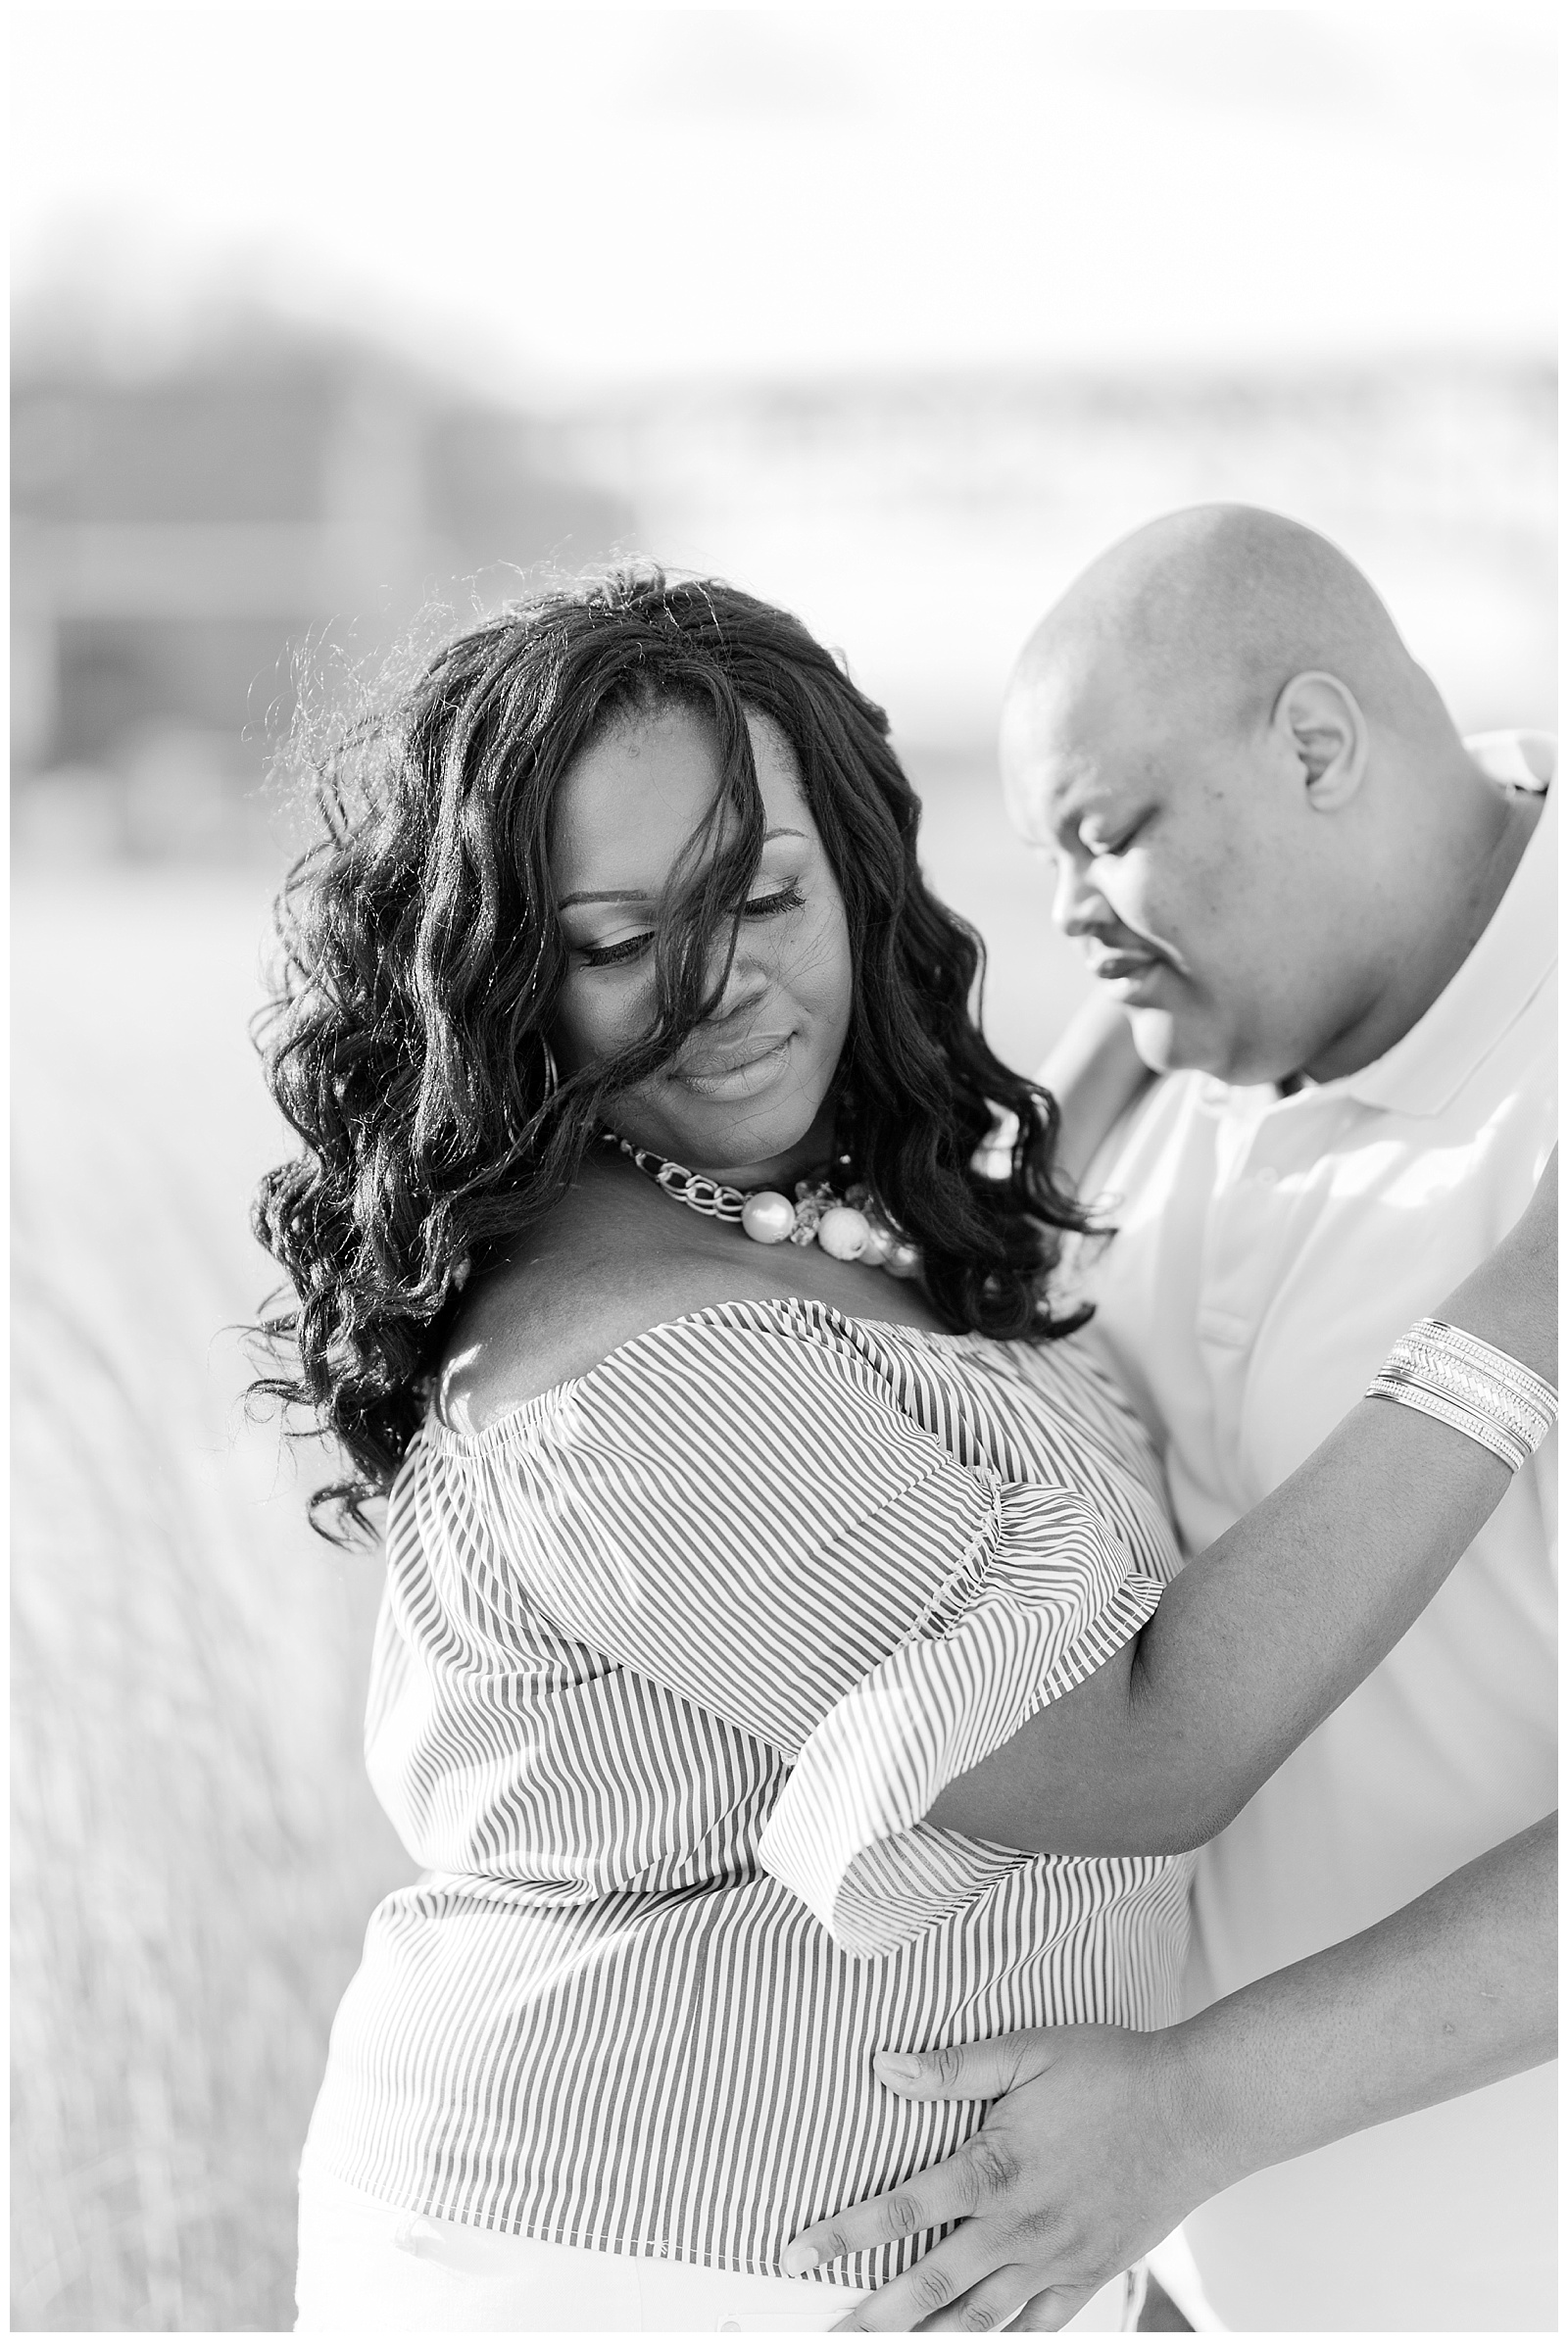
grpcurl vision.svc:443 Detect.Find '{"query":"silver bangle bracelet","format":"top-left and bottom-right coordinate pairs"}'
top-left (1366, 1317), bottom-right (1558, 1475)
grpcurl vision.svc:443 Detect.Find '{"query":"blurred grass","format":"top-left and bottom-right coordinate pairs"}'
top-left (11, 866), bottom-right (414, 2331)
top-left (7, 791), bottom-right (1085, 2331)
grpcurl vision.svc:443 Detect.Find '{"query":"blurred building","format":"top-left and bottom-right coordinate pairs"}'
top-left (11, 322), bottom-right (632, 857)
top-left (13, 324), bottom-right (1554, 866)
top-left (560, 358), bottom-right (1557, 750)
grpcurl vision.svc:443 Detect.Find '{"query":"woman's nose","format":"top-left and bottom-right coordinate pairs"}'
top-left (705, 924), bottom-right (771, 1019)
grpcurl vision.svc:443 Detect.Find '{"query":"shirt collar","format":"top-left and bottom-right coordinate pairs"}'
top-left (1335, 731), bottom-right (1556, 1119)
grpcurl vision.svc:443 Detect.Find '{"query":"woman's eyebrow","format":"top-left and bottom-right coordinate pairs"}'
top-left (560, 829), bottom-right (807, 911)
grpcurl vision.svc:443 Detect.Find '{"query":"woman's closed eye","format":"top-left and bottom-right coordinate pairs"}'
top-left (576, 926), bottom-right (656, 969)
top-left (575, 883), bottom-right (806, 969)
top-left (742, 880), bottom-right (808, 929)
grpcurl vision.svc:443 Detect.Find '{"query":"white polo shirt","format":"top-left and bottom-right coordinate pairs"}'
top-left (1077, 734), bottom-right (1557, 2333)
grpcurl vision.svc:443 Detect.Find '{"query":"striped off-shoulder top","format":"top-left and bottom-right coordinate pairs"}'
top-left (303, 1298), bottom-right (1194, 2290)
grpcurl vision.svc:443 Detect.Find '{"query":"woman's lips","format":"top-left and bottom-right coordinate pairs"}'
top-left (672, 1035), bottom-right (794, 1097)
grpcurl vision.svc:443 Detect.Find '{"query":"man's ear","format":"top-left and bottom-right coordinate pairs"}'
top-left (1270, 671), bottom-right (1368, 809)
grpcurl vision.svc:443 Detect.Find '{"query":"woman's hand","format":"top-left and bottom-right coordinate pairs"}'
top-left (1516, 1142), bottom-right (1556, 1252)
top-left (1438, 1146), bottom-right (1556, 1386)
top-left (783, 2025), bottom-right (1220, 2332)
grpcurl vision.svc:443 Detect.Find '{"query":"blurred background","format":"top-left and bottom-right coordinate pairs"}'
top-left (10, 7), bottom-right (1556, 2330)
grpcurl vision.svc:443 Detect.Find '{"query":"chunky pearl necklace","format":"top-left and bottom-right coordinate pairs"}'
top-left (601, 1130), bottom-right (923, 1280)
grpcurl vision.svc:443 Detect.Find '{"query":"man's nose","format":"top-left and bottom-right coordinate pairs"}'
top-left (1051, 854), bottom-right (1106, 938)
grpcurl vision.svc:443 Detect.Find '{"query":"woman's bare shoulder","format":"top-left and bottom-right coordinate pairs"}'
top-left (433, 1176), bottom-right (805, 1435)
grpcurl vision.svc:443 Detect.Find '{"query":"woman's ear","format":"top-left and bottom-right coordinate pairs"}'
top-left (1270, 670), bottom-right (1369, 810)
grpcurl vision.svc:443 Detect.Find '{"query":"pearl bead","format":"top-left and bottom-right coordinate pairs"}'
top-left (858, 1220), bottom-right (894, 1267)
top-left (882, 1239), bottom-right (923, 1280)
top-left (816, 1205), bottom-right (870, 1261)
top-left (741, 1191), bottom-right (796, 1244)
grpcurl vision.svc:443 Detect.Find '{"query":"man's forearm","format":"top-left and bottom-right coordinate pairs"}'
top-left (1035, 997), bottom-right (1152, 1191)
top-left (779, 1820), bottom-right (1556, 2326)
top-left (1166, 1815), bottom-right (1557, 2197)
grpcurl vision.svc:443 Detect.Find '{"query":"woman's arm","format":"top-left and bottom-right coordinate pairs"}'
top-left (1036, 994), bottom-right (1152, 1191)
top-left (927, 1153), bottom-right (1556, 1854)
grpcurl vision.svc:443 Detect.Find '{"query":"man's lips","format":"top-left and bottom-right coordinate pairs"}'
top-left (1086, 947), bottom-right (1175, 1001)
top-left (1086, 948), bottom-right (1163, 982)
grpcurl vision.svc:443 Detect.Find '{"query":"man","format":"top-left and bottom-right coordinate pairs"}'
top-left (784, 507), bottom-right (1556, 2330)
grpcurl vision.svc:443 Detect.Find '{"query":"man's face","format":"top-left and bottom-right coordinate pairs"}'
top-left (1003, 662), bottom-right (1347, 1084)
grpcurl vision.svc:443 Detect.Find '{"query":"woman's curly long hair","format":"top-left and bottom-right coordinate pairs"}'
top-left (252, 568), bottom-right (1092, 1537)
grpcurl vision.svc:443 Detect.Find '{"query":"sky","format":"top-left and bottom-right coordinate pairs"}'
top-left (11, 6), bottom-right (1557, 399)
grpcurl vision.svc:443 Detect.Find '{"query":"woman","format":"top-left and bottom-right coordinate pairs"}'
top-left (253, 571), bottom-right (1554, 2334)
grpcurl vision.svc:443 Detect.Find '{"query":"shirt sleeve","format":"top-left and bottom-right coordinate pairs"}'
top-left (756, 1480), bottom-right (1160, 1954)
top-left (482, 1304), bottom-right (1163, 1954)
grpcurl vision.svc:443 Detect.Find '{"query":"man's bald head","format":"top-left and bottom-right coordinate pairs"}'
top-left (1011, 505), bottom-right (1453, 750)
top-left (1003, 507), bottom-right (1520, 1087)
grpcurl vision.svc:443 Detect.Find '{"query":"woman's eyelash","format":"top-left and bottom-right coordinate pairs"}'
top-left (577, 883), bottom-right (805, 969)
top-left (746, 882), bottom-right (806, 921)
top-left (578, 931), bottom-right (655, 968)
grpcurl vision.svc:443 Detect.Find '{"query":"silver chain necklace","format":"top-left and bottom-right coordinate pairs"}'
top-left (600, 1130), bottom-right (922, 1279)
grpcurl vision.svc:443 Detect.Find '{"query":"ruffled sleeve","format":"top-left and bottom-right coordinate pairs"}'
top-left (476, 1301), bottom-right (1165, 1953)
top-left (756, 1480), bottom-right (1161, 1955)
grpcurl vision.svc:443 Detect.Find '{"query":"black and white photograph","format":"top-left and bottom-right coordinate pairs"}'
top-left (10, 7), bottom-right (1557, 2334)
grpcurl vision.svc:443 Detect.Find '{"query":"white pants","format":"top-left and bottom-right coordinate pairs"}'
top-left (295, 2168), bottom-right (1145, 2332)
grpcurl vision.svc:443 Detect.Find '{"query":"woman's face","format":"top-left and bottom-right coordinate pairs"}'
top-left (550, 702), bottom-right (854, 1183)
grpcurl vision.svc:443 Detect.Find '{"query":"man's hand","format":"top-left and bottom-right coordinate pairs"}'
top-left (787, 1821), bottom-right (1556, 2330)
top-left (783, 2025), bottom-right (1221, 2333)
